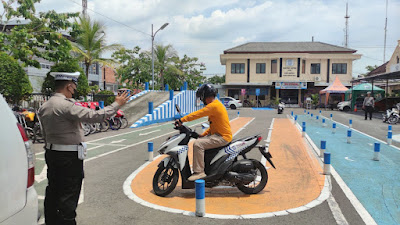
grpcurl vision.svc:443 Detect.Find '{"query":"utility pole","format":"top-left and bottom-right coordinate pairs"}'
top-left (82, 0), bottom-right (87, 16)
top-left (383, 0), bottom-right (388, 62)
top-left (344, 2), bottom-right (350, 48)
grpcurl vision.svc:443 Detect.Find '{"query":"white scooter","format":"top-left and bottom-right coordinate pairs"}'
top-left (277, 102), bottom-right (285, 114)
top-left (152, 105), bottom-right (275, 197)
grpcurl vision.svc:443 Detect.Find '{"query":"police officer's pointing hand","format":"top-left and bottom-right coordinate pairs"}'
top-left (115, 91), bottom-right (130, 106)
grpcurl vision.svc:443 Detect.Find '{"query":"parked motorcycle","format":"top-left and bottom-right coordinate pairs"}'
top-left (152, 105), bottom-right (275, 197)
top-left (277, 102), bottom-right (285, 114)
top-left (382, 103), bottom-right (400, 124)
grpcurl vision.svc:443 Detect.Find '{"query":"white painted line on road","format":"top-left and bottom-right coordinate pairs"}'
top-left (139, 129), bottom-right (161, 136)
top-left (85, 121), bottom-right (205, 163)
top-left (296, 115), bottom-right (377, 225)
top-left (35, 164), bottom-right (47, 183)
top-left (123, 116), bottom-right (331, 219)
top-left (233, 118), bottom-right (255, 137)
top-left (111, 139), bottom-right (126, 144)
top-left (344, 157), bottom-right (355, 162)
top-left (261, 118), bottom-right (274, 166)
top-left (321, 115), bottom-right (400, 152)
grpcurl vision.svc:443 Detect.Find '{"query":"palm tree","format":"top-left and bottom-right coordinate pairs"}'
top-left (153, 44), bottom-right (177, 89)
top-left (71, 16), bottom-right (121, 78)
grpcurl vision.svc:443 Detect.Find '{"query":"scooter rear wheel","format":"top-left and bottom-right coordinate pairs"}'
top-left (153, 164), bottom-right (179, 197)
top-left (237, 160), bottom-right (268, 194)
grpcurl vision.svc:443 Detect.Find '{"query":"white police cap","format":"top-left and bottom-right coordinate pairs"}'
top-left (50, 72), bottom-right (80, 84)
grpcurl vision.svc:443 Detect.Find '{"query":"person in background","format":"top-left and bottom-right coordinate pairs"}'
top-left (363, 91), bottom-right (375, 120)
top-left (38, 72), bottom-right (130, 225)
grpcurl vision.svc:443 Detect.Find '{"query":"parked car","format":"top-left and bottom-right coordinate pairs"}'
top-left (0, 94), bottom-right (38, 225)
top-left (219, 97), bottom-right (243, 109)
top-left (337, 97), bottom-right (365, 111)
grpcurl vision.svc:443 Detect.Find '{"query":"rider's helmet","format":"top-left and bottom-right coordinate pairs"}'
top-left (196, 84), bottom-right (217, 105)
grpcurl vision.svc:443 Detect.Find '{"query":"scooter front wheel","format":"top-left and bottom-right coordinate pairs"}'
top-left (237, 160), bottom-right (268, 194)
top-left (153, 164), bottom-right (179, 197)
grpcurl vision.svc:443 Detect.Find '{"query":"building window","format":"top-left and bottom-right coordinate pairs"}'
top-left (256, 63), bottom-right (266, 74)
top-left (231, 63), bottom-right (245, 74)
top-left (332, 63), bottom-right (347, 74)
top-left (302, 60), bottom-right (306, 74)
top-left (271, 60), bottom-right (277, 73)
top-left (311, 63), bottom-right (321, 74)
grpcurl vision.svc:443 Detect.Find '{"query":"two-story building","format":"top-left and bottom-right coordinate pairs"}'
top-left (220, 42), bottom-right (361, 106)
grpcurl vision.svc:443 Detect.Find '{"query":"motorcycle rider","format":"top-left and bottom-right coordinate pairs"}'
top-left (175, 84), bottom-right (232, 181)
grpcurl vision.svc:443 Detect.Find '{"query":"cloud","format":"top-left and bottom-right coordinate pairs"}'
top-left (31, 0), bottom-right (400, 75)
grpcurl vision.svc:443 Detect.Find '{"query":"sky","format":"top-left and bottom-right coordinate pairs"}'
top-left (31, 0), bottom-right (400, 77)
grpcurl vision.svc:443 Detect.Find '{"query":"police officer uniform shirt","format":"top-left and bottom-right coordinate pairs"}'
top-left (39, 71), bottom-right (121, 145)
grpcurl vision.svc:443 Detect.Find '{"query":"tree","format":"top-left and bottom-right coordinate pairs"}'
top-left (0, 0), bottom-right (80, 68)
top-left (0, 52), bottom-right (32, 104)
top-left (152, 44), bottom-right (177, 89)
top-left (207, 75), bottom-right (225, 85)
top-left (173, 54), bottom-right (206, 90)
top-left (112, 46), bottom-right (151, 89)
top-left (42, 60), bottom-right (90, 99)
top-left (362, 65), bottom-right (379, 77)
top-left (71, 16), bottom-right (121, 78)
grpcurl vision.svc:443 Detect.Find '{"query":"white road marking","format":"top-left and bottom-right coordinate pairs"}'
top-left (299, 115), bottom-right (377, 225)
top-left (139, 129), bottom-right (161, 136)
top-left (35, 164), bottom-right (47, 183)
top-left (123, 116), bottom-right (331, 218)
top-left (344, 157), bottom-right (355, 162)
top-left (111, 139), bottom-right (126, 144)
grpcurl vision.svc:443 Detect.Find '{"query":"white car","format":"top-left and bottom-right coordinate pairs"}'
top-left (337, 101), bottom-right (351, 111)
top-left (219, 97), bottom-right (243, 110)
top-left (0, 94), bottom-right (38, 225)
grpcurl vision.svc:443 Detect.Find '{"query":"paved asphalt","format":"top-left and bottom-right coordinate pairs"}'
top-left (32, 107), bottom-right (397, 225)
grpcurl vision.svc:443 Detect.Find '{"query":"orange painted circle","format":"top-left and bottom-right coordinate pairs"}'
top-left (130, 118), bottom-right (325, 215)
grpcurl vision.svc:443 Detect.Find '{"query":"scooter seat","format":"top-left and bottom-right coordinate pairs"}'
top-left (207, 142), bottom-right (231, 152)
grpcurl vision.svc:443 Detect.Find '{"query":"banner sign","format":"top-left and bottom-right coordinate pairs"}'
top-left (255, 88), bottom-right (260, 96)
top-left (241, 89), bottom-right (246, 96)
top-left (282, 59), bottom-right (297, 76)
top-left (275, 82), bottom-right (307, 89)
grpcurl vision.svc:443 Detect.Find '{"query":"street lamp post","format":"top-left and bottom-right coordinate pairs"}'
top-left (151, 23), bottom-right (169, 90)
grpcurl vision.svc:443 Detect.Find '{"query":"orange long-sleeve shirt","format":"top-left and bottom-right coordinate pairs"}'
top-left (181, 99), bottom-right (232, 142)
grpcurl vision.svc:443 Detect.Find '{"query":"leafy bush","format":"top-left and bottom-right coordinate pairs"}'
top-left (42, 60), bottom-right (90, 99)
top-left (96, 90), bottom-right (115, 105)
top-left (0, 52), bottom-right (32, 104)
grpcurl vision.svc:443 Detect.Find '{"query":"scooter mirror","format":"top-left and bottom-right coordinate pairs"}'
top-left (175, 104), bottom-right (181, 114)
top-left (201, 123), bottom-right (209, 129)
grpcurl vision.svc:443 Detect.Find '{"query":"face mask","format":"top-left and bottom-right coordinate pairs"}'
top-left (69, 84), bottom-right (78, 99)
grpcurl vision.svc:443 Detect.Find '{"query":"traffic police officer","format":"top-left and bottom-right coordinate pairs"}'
top-left (38, 72), bottom-right (130, 225)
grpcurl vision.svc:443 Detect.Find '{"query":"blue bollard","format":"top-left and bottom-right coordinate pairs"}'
top-left (316, 115), bottom-right (319, 120)
top-left (307, 112), bottom-right (310, 115)
top-left (165, 84), bottom-right (169, 91)
top-left (330, 114), bottom-right (333, 120)
top-left (320, 140), bottom-right (326, 157)
top-left (332, 123), bottom-right (337, 134)
top-left (323, 152), bottom-right (331, 175)
top-left (311, 113), bottom-right (313, 118)
top-left (322, 118), bottom-right (326, 127)
top-left (302, 124), bottom-right (306, 137)
top-left (294, 115), bottom-right (298, 124)
top-left (388, 131), bottom-right (393, 145)
top-left (291, 111), bottom-right (294, 117)
top-left (304, 109), bottom-right (306, 114)
top-left (237, 111), bottom-right (240, 117)
top-left (349, 119), bottom-right (352, 128)
top-left (302, 121), bottom-right (306, 127)
top-left (347, 129), bottom-right (352, 143)
top-left (148, 102), bottom-right (153, 115)
top-left (373, 142), bottom-right (380, 161)
top-left (195, 179), bottom-right (205, 217)
top-left (388, 125), bottom-right (392, 131)
top-left (148, 142), bottom-right (153, 161)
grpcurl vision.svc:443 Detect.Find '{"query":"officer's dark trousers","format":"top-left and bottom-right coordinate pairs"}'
top-left (45, 150), bottom-right (83, 225)
top-left (365, 106), bottom-right (373, 120)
